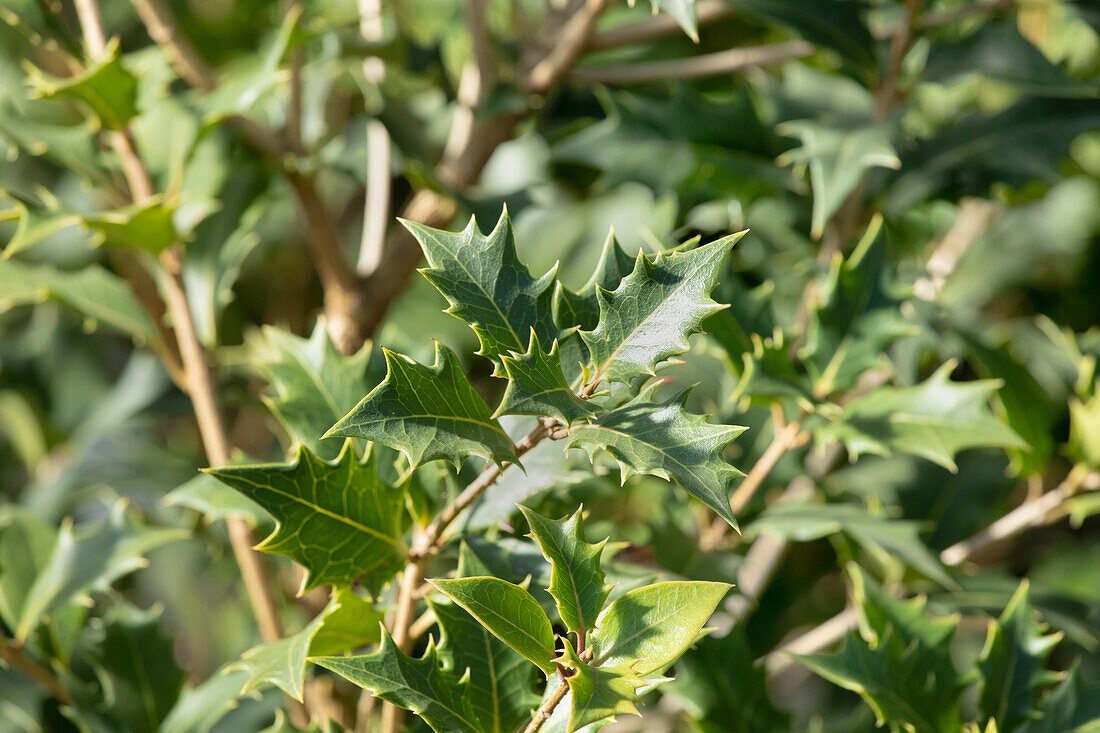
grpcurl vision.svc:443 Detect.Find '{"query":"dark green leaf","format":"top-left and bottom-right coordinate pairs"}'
top-left (28, 39), bottom-right (138, 129)
top-left (206, 443), bottom-right (407, 593)
top-left (496, 332), bottom-right (596, 423)
top-left (1016, 667), bottom-right (1100, 733)
top-left (559, 641), bottom-right (643, 733)
top-left (326, 343), bottom-right (515, 469)
top-left (554, 231), bottom-right (636, 332)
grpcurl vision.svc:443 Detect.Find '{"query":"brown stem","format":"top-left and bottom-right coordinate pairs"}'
top-left (127, 0), bottom-right (217, 91)
top-left (0, 640), bottom-right (72, 704)
top-left (524, 678), bottom-right (569, 733)
top-left (699, 421), bottom-right (807, 551)
top-left (282, 0), bottom-right (304, 152)
top-left (570, 40), bottom-right (813, 85)
top-left (587, 0), bottom-right (731, 50)
top-left (875, 0), bottom-right (923, 120)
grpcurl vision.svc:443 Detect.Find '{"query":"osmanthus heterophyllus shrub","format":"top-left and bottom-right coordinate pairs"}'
top-left (206, 210), bottom-right (746, 732)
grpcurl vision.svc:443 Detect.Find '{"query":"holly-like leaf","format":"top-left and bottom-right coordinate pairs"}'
top-left (0, 258), bottom-right (156, 341)
top-left (326, 343), bottom-right (515, 469)
top-left (580, 233), bottom-right (742, 387)
top-left (816, 361), bottom-right (1027, 472)
top-left (15, 500), bottom-right (185, 642)
top-left (647, 0), bottom-right (699, 42)
top-left (978, 582), bottom-right (1063, 733)
top-left (559, 641), bottom-right (644, 733)
top-left (794, 567), bottom-right (964, 733)
top-left (91, 604), bottom-right (185, 733)
top-left (229, 603), bottom-right (333, 701)
top-left (312, 633), bottom-right (484, 733)
top-left (554, 231), bottom-right (636, 332)
top-left (777, 121), bottom-right (900, 239)
top-left (404, 209), bottom-right (562, 373)
top-left (429, 596), bottom-right (542, 733)
top-left (28, 39), bottom-right (138, 129)
top-left (164, 471), bottom-right (271, 528)
top-left (431, 576), bottom-right (557, 675)
top-left (746, 501), bottom-right (954, 588)
top-left (248, 323), bottom-right (373, 460)
top-left (1015, 666), bottom-right (1100, 733)
top-left (566, 387), bottom-right (745, 529)
top-left (83, 196), bottom-right (181, 255)
top-left (205, 443), bottom-right (407, 593)
top-left (307, 588), bottom-right (384, 657)
top-left (495, 332), bottom-right (596, 424)
top-left (0, 191), bottom-right (80, 257)
top-left (519, 506), bottom-right (609, 639)
top-left (588, 581), bottom-right (731, 676)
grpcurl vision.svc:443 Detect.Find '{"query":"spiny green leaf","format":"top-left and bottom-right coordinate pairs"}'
top-left (496, 331), bottom-right (596, 423)
top-left (0, 257), bottom-right (156, 341)
top-left (83, 196), bottom-right (181, 255)
top-left (164, 470), bottom-right (271, 528)
top-left (229, 603), bottom-right (333, 701)
top-left (793, 567), bottom-right (964, 733)
top-left (0, 191), bottom-right (80, 257)
top-left (581, 233), bottom-right (742, 387)
top-left (405, 208), bottom-right (562, 373)
top-left (15, 500), bottom-right (186, 642)
top-left (28, 38), bottom-right (138, 129)
top-left (817, 361), bottom-right (1027, 471)
top-left (248, 323), bottom-right (372, 460)
top-left (559, 641), bottom-right (643, 733)
top-left (326, 342), bottom-right (515, 469)
top-left (566, 387), bottom-right (745, 529)
top-left (1069, 392), bottom-right (1100, 470)
top-left (0, 507), bottom-right (53, 633)
top-left (1015, 666), bottom-right (1100, 733)
top-left (978, 582), bottom-right (1063, 733)
top-left (431, 575), bottom-right (557, 675)
top-left (589, 581), bottom-right (731, 676)
top-left (519, 506), bottom-right (609, 638)
top-left (91, 604), bottom-right (184, 733)
top-left (312, 632), bottom-right (483, 733)
top-left (746, 502), bottom-right (955, 588)
top-left (429, 596), bottom-right (542, 733)
top-left (205, 443), bottom-right (407, 594)
top-left (777, 120), bottom-right (900, 239)
top-left (647, 0), bottom-right (699, 42)
top-left (307, 588), bottom-right (384, 657)
top-left (554, 231), bottom-right (636, 332)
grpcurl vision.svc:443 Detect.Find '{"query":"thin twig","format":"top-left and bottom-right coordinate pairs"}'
top-left (913, 198), bottom-right (997, 301)
top-left (875, 0), bottom-right (923, 119)
top-left (525, 678), bottom-right (570, 733)
top-left (570, 39), bottom-right (813, 85)
top-left (699, 421), bottom-right (807, 551)
top-left (356, 0), bottom-right (391, 277)
top-left (127, 0), bottom-right (217, 90)
top-left (0, 640), bottom-right (72, 704)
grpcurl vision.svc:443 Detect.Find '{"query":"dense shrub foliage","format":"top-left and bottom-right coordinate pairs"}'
top-left (0, 0), bottom-right (1099, 731)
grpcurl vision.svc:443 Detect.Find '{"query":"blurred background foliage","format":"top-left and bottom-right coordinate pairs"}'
top-left (0, 0), bottom-right (1099, 730)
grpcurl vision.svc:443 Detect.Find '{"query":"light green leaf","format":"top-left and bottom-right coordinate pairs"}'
top-left (429, 595), bottom-right (542, 733)
top-left (205, 443), bottom-right (407, 593)
top-left (83, 196), bottom-right (181, 255)
top-left (0, 258), bottom-right (156, 341)
top-left (746, 501), bottom-right (954, 588)
top-left (92, 604), bottom-right (184, 733)
top-left (554, 231), bottom-right (636, 332)
top-left (816, 361), bottom-right (1027, 472)
top-left (160, 670), bottom-right (251, 733)
top-left (567, 387), bottom-right (745, 529)
top-left (0, 507), bottom-right (53, 632)
top-left (496, 332), bottom-right (596, 423)
top-left (778, 120), bottom-right (900, 239)
top-left (978, 582), bottom-right (1063, 733)
top-left (431, 575), bottom-right (557, 676)
top-left (326, 342), bottom-right (515, 469)
top-left (307, 588), bottom-right (384, 657)
top-left (519, 506), bottom-right (609, 638)
top-left (404, 208), bottom-right (562, 373)
top-left (1015, 666), bottom-right (1100, 733)
top-left (28, 39), bottom-right (138, 129)
top-left (647, 0), bottom-right (698, 41)
top-left (559, 641), bottom-right (643, 733)
top-left (312, 633), bottom-right (483, 733)
top-left (589, 581), bottom-right (731, 676)
top-left (15, 500), bottom-right (186, 642)
top-left (0, 191), bottom-right (80, 257)
top-left (229, 603), bottom-right (333, 701)
top-left (164, 471), bottom-right (271, 528)
top-left (1069, 393), bottom-right (1100, 469)
top-left (581, 233), bottom-right (742, 387)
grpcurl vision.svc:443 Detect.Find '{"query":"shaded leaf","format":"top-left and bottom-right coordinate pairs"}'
top-left (816, 361), bottom-right (1027, 471)
top-left (431, 575), bottom-right (557, 675)
top-left (164, 471), bottom-right (271, 528)
top-left (496, 332), bottom-right (596, 423)
top-left (326, 343), bottom-right (515, 469)
top-left (567, 387), bottom-right (745, 528)
top-left (28, 39), bottom-right (138, 129)
top-left (206, 443), bottom-right (407, 593)
top-left (554, 231), bottom-right (636, 332)
top-left (83, 196), bottom-right (181, 255)
top-left (229, 604), bottom-right (333, 701)
top-left (1015, 667), bottom-right (1100, 733)
top-left (559, 641), bottom-right (643, 733)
